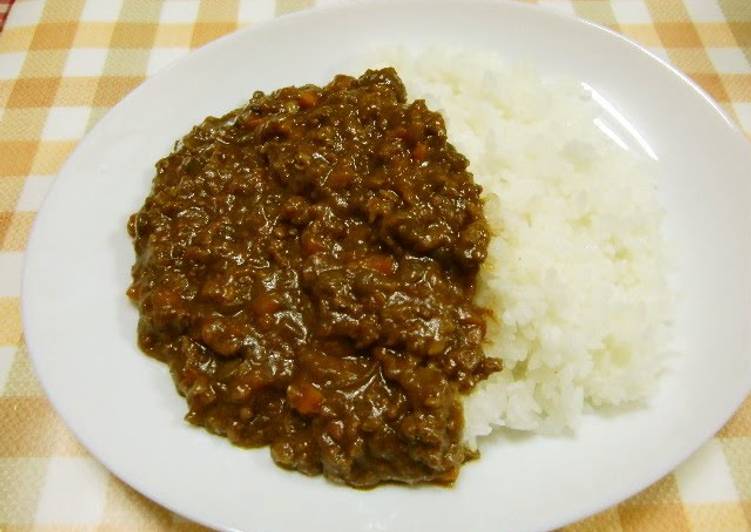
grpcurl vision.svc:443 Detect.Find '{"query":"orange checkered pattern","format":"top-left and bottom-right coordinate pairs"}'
top-left (0, 0), bottom-right (749, 530)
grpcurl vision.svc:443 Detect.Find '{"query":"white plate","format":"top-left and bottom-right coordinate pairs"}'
top-left (23, 1), bottom-right (751, 530)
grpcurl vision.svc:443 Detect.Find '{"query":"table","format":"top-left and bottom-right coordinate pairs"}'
top-left (1, 0), bottom-right (749, 529)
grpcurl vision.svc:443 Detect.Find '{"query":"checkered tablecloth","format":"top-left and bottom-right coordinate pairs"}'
top-left (0, 0), bottom-right (749, 530)
top-left (0, 1), bottom-right (15, 32)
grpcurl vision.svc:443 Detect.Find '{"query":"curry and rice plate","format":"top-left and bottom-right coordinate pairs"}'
top-left (127, 48), bottom-right (673, 487)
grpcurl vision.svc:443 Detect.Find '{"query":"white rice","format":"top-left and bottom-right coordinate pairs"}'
top-left (362, 48), bottom-right (674, 445)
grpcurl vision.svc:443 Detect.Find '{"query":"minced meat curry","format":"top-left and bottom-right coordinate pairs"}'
top-left (127, 68), bottom-right (501, 488)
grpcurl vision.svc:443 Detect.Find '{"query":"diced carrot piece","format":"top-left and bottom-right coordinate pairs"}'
top-left (243, 115), bottom-right (265, 129)
top-left (251, 292), bottom-right (280, 315)
top-left (298, 91), bottom-right (319, 109)
top-left (331, 75), bottom-right (355, 90)
top-left (126, 285), bottom-right (139, 300)
top-left (288, 382), bottom-right (323, 415)
top-left (436, 467), bottom-right (459, 484)
top-left (413, 142), bottom-right (428, 161)
top-left (362, 255), bottom-right (395, 275)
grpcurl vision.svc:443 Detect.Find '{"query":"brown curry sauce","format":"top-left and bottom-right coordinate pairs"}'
top-left (127, 68), bottom-right (500, 488)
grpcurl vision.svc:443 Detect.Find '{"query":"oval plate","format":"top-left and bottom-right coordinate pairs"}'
top-left (22, 1), bottom-right (751, 530)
